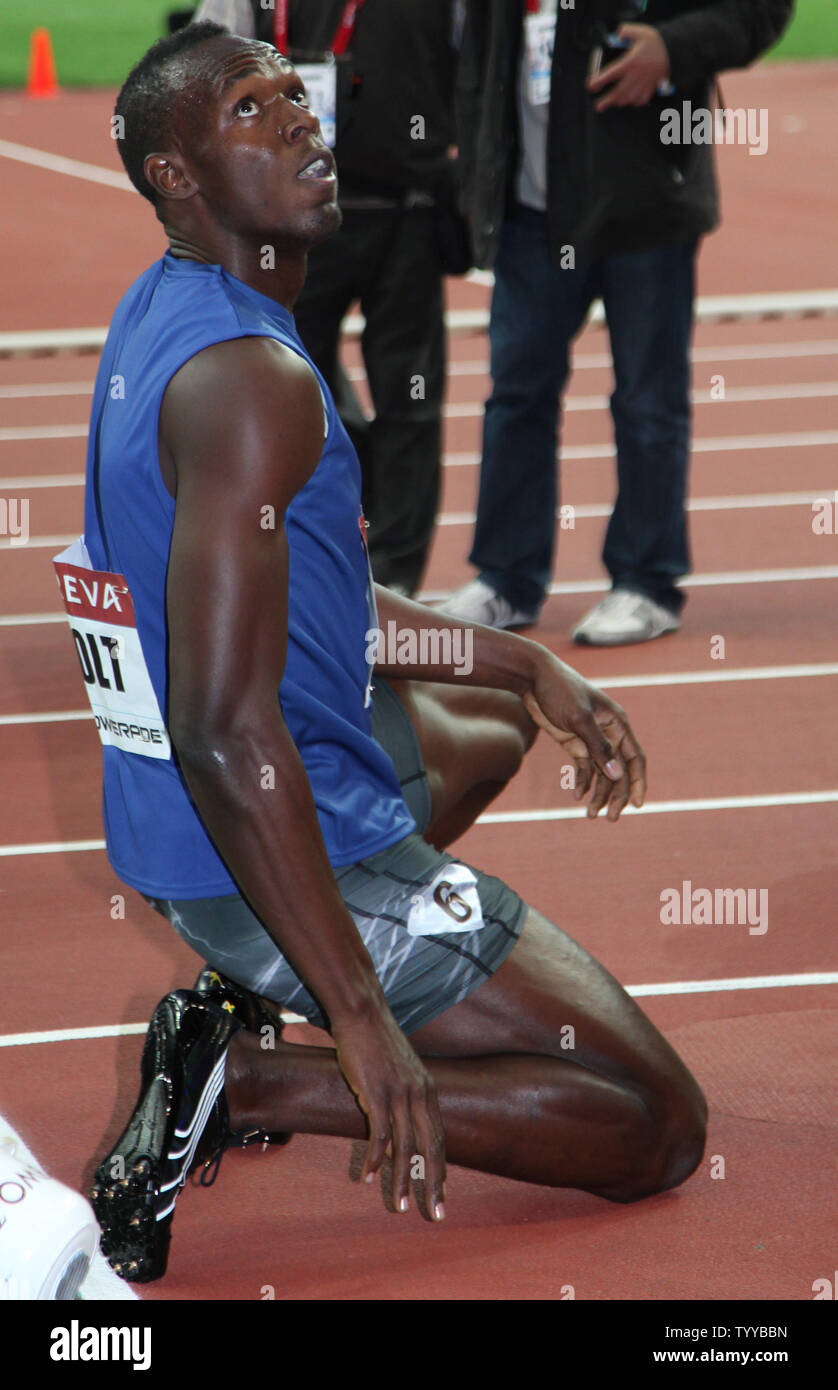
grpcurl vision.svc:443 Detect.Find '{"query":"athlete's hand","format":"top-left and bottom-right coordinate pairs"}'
top-left (331, 1006), bottom-right (446, 1220)
top-left (523, 652), bottom-right (646, 820)
top-left (587, 23), bottom-right (671, 112)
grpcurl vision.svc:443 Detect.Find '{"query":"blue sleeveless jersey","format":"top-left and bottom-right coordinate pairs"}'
top-left (83, 252), bottom-right (415, 898)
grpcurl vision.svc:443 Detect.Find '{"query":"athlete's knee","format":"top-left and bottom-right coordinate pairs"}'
top-left (610, 1079), bottom-right (707, 1204)
top-left (496, 694), bottom-right (538, 778)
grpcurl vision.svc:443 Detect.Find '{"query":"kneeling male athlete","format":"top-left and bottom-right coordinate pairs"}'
top-left (79, 24), bottom-right (706, 1282)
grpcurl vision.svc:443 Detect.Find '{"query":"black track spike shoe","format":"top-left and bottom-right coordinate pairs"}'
top-left (191, 967), bottom-right (292, 1174)
top-left (90, 990), bottom-right (242, 1283)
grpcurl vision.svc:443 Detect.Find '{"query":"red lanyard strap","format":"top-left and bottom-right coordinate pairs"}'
top-left (274, 0), bottom-right (366, 56)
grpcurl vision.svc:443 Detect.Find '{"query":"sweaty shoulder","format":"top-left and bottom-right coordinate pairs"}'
top-left (158, 335), bottom-right (326, 502)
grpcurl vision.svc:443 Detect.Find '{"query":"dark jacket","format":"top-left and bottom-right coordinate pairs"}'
top-left (249, 0), bottom-right (457, 197)
top-left (456, 0), bottom-right (794, 266)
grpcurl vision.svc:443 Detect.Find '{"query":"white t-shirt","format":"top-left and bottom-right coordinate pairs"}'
top-left (515, 0), bottom-right (558, 212)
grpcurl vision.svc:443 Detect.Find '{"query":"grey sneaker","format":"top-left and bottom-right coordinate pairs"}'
top-left (438, 578), bottom-right (539, 630)
top-left (572, 589), bottom-right (681, 646)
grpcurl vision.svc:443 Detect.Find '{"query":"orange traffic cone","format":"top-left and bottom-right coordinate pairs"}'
top-left (27, 28), bottom-right (59, 99)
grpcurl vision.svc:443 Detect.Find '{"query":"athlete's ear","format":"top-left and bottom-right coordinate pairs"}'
top-left (144, 153), bottom-right (198, 202)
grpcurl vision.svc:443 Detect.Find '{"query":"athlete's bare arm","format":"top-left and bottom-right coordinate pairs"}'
top-left (158, 335), bottom-right (445, 1217)
top-left (373, 587), bottom-right (647, 821)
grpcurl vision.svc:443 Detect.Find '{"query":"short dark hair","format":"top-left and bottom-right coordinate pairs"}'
top-left (114, 21), bottom-right (230, 203)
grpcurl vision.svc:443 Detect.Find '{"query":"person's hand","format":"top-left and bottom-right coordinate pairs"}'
top-left (331, 1006), bottom-right (446, 1219)
top-left (522, 652), bottom-right (647, 820)
top-left (587, 23), bottom-right (671, 113)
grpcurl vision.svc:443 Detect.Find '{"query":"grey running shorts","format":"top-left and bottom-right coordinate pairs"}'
top-left (145, 679), bottom-right (528, 1035)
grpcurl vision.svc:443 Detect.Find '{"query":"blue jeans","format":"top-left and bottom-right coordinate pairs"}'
top-left (472, 204), bottom-right (696, 614)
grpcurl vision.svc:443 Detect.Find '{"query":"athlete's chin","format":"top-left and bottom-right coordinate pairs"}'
top-left (296, 201), bottom-right (342, 249)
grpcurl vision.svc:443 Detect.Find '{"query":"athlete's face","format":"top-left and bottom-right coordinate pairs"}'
top-left (171, 39), bottom-right (340, 248)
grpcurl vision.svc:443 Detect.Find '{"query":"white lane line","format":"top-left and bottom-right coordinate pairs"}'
top-left (0, 478), bottom-right (829, 526)
top-left (0, 1023), bottom-right (148, 1047)
top-left (444, 381), bottom-right (838, 418)
top-left (0, 613), bottom-right (65, 626)
top-left (2, 971), bottom-right (834, 1047)
top-left (5, 562), bottom-right (838, 635)
top-left (6, 380), bottom-right (837, 425)
top-left (595, 663), bottom-right (838, 690)
top-left (0, 139), bottom-right (133, 191)
top-left (5, 425), bottom-right (838, 455)
top-left (5, 663), bottom-right (837, 731)
top-left (348, 339), bottom-right (838, 380)
top-left (0, 711), bottom-right (91, 726)
top-left (629, 972), bottom-right (838, 998)
top-left (477, 790), bottom-right (838, 825)
top-left (0, 424), bottom-right (88, 442)
top-left (2, 790), bottom-right (836, 859)
top-left (0, 838), bottom-right (105, 857)
top-left (442, 430), bottom-right (838, 466)
top-left (5, 561), bottom-right (838, 630)
top-left (0, 535), bottom-right (77, 551)
top-left (12, 340), bottom-right (833, 394)
top-left (0, 473), bottom-right (84, 489)
top-left (436, 489), bottom-right (832, 527)
top-left (419, 565), bottom-right (838, 602)
top-left (0, 382), bottom-right (94, 400)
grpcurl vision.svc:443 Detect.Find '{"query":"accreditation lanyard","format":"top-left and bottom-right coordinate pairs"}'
top-left (523, 0), bottom-right (557, 104)
top-left (274, 0), bottom-right (367, 56)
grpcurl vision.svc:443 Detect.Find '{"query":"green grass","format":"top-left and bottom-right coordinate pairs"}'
top-left (0, 0), bottom-right (835, 88)
top-left (0, 1), bottom-right (184, 87)
top-left (769, 0), bottom-right (838, 59)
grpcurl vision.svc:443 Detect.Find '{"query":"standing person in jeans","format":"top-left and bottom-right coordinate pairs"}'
top-left (443, 0), bottom-right (792, 644)
top-left (193, 0), bottom-right (466, 597)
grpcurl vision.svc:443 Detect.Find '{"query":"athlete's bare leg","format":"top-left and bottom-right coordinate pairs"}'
top-left (382, 677), bottom-right (538, 850)
top-left (225, 905), bottom-right (705, 1201)
top-left (225, 679), bottom-right (705, 1205)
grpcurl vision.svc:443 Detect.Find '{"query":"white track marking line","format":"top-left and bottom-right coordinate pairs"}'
top-left (0, 838), bottom-right (105, 857)
top-left (477, 790), bottom-right (838, 825)
top-left (0, 139), bottom-right (133, 191)
top-left (0, 473), bottom-right (85, 489)
top-left (0, 711), bottom-right (91, 726)
top-left (0, 613), bottom-right (66, 626)
top-left (0, 424), bottom-right (88, 441)
top-left (6, 380), bottom-right (837, 421)
top-left (419, 565), bottom-right (838, 602)
top-left (628, 972), bottom-right (838, 998)
top-left (1, 480), bottom-right (830, 526)
top-left (5, 425), bottom-right (838, 454)
top-left (4, 664), bottom-right (837, 731)
top-left (5, 562), bottom-right (838, 632)
top-left (596, 663), bottom-right (838, 689)
top-left (402, 340), bottom-right (838, 380)
top-left (4, 561), bottom-right (838, 635)
top-left (0, 535), bottom-right (78, 551)
top-left (9, 339), bottom-right (833, 394)
top-left (0, 382), bottom-right (94, 400)
top-left (436, 490), bottom-right (832, 526)
top-left (444, 381), bottom-right (838, 417)
top-left (442, 429), bottom-right (838, 466)
top-left (1, 972), bottom-right (834, 1047)
top-left (2, 791), bottom-right (836, 859)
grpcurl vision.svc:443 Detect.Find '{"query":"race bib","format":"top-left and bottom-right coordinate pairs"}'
top-left (524, 12), bottom-right (557, 106)
top-left (53, 538), bottom-right (171, 761)
top-left (407, 863), bottom-right (485, 937)
top-left (296, 59), bottom-right (337, 147)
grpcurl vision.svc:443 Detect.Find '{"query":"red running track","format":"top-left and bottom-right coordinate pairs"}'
top-left (0, 61), bottom-right (836, 1301)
